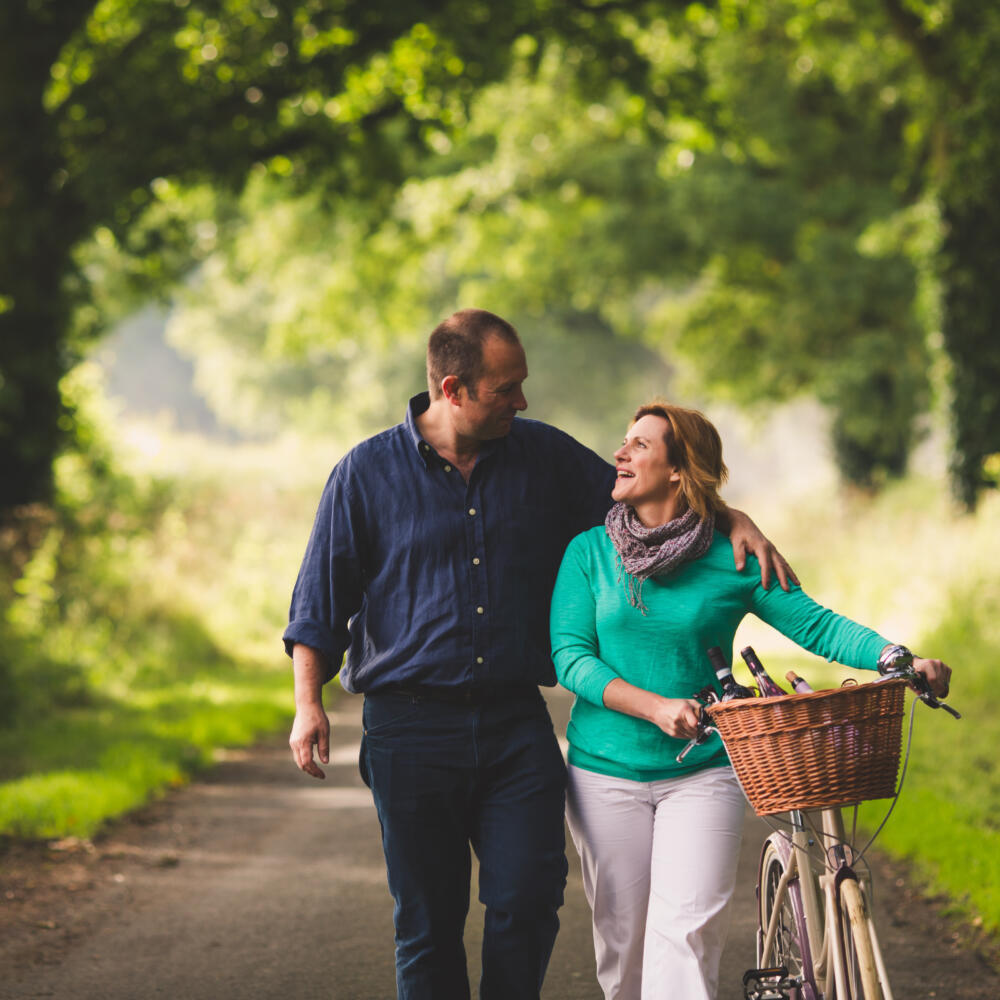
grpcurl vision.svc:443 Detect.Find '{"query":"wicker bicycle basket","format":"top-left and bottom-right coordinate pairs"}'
top-left (706, 678), bottom-right (907, 816)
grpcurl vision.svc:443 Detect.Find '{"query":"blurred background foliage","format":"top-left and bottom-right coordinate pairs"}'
top-left (3, 0), bottom-right (1000, 506)
top-left (2, 0), bottom-right (1000, 938)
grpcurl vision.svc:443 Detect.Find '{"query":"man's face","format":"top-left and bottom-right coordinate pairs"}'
top-left (458, 334), bottom-right (528, 440)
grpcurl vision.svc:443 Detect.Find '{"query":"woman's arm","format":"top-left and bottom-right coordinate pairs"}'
top-left (551, 536), bottom-right (704, 737)
top-left (602, 678), bottom-right (702, 740)
top-left (749, 581), bottom-right (889, 672)
top-left (749, 584), bottom-right (953, 697)
top-left (550, 538), bottom-right (622, 705)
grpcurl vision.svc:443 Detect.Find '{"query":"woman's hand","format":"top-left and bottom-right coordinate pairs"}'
top-left (724, 507), bottom-right (798, 591)
top-left (650, 697), bottom-right (703, 740)
top-left (602, 680), bottom-right (703, 739)
top-left (913, 656), bottom-right (952, 699)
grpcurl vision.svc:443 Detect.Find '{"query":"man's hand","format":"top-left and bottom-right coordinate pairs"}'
top-left (290, 643), bottom-right (332, 780)
top-left (289, 702), bottom-right (330, 780)
top-left (726, 507), bottom-right (799, 591)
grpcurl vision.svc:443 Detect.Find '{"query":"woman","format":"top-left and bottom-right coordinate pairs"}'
top-left (550, 401), bottom-right (951, 1000)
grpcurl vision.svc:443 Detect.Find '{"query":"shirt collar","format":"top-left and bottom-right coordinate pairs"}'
top-left (404, 391), bottom-right (505, 468)
top-left (405, 392), bottom-right (437, 467)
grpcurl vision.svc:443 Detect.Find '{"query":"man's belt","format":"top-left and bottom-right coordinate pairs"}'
top-left (372, 683), bottom-right (538, 706)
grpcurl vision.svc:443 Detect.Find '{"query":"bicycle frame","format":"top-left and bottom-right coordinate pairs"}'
top-left (758, 806), bottom-right (893, 1000)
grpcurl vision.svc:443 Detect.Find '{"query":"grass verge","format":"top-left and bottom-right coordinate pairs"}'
top-left (858, 575), bottom-right (1000, 934)
top-left (0, 663), bottom-right (289, 840)
top-left (0, 373), bottom-right (315, 841)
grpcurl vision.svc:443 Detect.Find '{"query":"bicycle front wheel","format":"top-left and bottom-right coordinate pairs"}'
top-left (758, 838), bottom-right (818, 997)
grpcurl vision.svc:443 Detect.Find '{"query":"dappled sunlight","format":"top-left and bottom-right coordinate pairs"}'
top-left (122, 421), bottom-right (165, 460)
top-left (326, 745), bottom-right (362, 765)
top-left (188, 782), bottom-right (372, 810)
top-left (289, 786), bottom-right (374, 810)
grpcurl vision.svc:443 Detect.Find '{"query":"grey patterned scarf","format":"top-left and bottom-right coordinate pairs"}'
top-left (604, 501), bottom-right (714, 614)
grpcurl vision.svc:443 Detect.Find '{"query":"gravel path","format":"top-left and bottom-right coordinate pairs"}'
top-left (2, 687), bottom-right (997, 999)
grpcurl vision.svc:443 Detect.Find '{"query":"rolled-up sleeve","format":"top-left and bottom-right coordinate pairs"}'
top-left (550, 536), bottom-right (621, 705)
top-left (282, 459), bottom-right (365, 684)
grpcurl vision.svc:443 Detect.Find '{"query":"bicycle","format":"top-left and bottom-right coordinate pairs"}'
top-left (680, 658), bottom-right (959, 1000)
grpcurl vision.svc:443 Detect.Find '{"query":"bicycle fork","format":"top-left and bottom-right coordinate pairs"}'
top-left (815, 822), bottom-right (895, 1000)
top-left (820, 863), bottom-right (894, 1000)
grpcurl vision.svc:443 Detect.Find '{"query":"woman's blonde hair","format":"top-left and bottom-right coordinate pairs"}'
top-left (632, 399), bottom-right (729, 520)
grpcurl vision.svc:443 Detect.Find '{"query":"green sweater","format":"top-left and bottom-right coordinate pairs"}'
top-left (550, 527), bottom-right (889, 782)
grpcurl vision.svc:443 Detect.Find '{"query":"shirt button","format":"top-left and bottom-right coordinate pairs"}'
top-left (468, 508), bottom-right (477, 516)
top-left (444, 465), bottom-right (452, 472)
top-left (472, 557), bottom-right (480, 566)
top-left (476, 657), bottom-right (484, 664)
top-left (477, 606), bottom-right (484, 615)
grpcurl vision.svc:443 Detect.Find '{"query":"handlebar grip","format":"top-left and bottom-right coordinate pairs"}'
top-left (676, 737), bottom-right (700, 763)
top-left (884, 666), bottom-right (962, 719)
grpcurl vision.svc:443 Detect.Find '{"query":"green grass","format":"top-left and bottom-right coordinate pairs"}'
top-left (856, 574), bottom-right (1000, 933)
top-left (0, 666), bottom-right (289, 839)
top-left (0, 388), bottom-right (313, 841)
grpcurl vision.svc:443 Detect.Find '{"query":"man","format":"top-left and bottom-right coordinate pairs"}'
top-left (284, 308), bottom-right (793, 999)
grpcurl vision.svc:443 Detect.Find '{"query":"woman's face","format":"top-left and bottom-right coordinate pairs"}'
top-left (612, 414), bottom-right (681, 507)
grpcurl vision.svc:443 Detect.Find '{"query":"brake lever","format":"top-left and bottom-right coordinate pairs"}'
top-left (882, 666), bottom-right (961, 719)
top-left (925, 695), bottom-right (961, 719)
top-left (676, 700), bottom-right (717, 763)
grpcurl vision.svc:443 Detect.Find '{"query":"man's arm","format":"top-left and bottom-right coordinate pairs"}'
top-left (289, 643), bottom-right (331, 780)
top-left (284, 458), bottom-right (365, 779)
top-left (718, 506), bottom-right (798, 591)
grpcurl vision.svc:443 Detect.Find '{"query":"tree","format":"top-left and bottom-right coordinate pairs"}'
top-left (1, 0), bottom-right (633, 508)
top-left (880, 0), bottom-right (1000, 506)
top-left (166, 4), bottom-right (936, 487)
top-left (4, 0), bottom-right (999, 507)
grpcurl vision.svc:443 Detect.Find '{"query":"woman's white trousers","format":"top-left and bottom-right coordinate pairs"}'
top-left (566, 763), bottom-right (746, 1000)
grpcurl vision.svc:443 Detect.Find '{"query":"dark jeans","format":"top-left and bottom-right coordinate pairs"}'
top-left (360, 689), bottom-right (568, 1000)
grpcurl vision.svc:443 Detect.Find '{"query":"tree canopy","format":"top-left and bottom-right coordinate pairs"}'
top-left (2, 0), bottom-right (999, 507)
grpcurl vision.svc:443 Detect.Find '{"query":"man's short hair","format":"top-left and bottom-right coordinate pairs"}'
top-left (427, 309), bottom-right (521, 400)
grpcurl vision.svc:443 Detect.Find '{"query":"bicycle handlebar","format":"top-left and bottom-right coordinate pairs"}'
top-left (676, 704), bottom-right (717, 763)
top-left (877, 661), bottom-right (961, 719)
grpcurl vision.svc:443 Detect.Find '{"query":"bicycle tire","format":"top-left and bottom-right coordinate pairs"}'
top-left (758, 837), bottom-right (819, 999)
top-left (838, 878), bottom-right (886, 1000)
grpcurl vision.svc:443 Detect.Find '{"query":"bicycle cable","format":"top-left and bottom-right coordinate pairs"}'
top-left (854, 691), bottom-right (920, 862)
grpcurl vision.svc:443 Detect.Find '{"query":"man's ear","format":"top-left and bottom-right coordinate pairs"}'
top-left (441, 375), bottom-right (463, 404)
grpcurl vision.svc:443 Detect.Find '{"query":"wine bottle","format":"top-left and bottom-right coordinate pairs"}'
top-left (785, 670), bottom-right (814, 694)
top-left (740, 646), bottom-right (787, 697)
top-left (706, 646), bottom-right (755, 701)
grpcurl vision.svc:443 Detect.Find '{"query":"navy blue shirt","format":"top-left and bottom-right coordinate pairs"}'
top-left (283, 392), bottom-right (616, 693)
